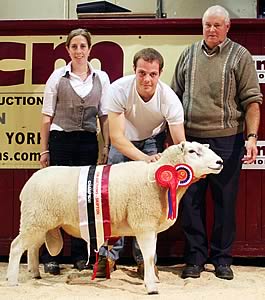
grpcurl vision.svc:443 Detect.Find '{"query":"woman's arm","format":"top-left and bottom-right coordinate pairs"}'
top-left (98, 114), bottom-right (110, 164)
top-left (40, 114), bottom-right (52, 168)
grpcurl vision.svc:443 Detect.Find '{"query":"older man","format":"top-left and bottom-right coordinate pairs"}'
top-left (171, 5), bottom-right (263, 280)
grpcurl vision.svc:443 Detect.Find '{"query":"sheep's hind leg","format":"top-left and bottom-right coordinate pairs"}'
top-left (6, 234), bottom-right (27, 285)
top-left (7, 231), bottom-right (45, 285)
top-left (27, 231), bottom-right (46, 279)
top-left (28, 244), bottom-right (42, 279)
top-left (135, 232), bottom-right (158, 294)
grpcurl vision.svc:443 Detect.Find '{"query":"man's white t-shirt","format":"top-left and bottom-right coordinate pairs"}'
top-left (106, 75), bottom-right (184, 141)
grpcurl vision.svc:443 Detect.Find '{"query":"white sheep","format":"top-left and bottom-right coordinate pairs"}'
top-left (7, 141), bottom-right (223, 294)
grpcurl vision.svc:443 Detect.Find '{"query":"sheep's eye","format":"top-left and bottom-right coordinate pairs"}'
top-left (188, 149), bottom-right (201, 156)
top-left (188, 150), bottom-right (196, 154)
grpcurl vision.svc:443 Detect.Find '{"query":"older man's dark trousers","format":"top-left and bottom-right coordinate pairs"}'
top-left (181, 134), bottom-right (245, 266)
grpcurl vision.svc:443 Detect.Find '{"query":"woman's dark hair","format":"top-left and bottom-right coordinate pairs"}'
top-left (65, 28), bottom-right (92, 48)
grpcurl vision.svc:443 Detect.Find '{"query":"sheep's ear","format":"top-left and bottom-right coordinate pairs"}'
top-left (203, 144), bottom-right (210, 148)
top-left (180, 141), bottom-right (186, 152)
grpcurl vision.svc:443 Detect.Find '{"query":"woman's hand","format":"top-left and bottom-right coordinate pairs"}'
top-left (98, 146), bottom-right (109, 165)
top-left (40, 152), bottom-right (50, 168)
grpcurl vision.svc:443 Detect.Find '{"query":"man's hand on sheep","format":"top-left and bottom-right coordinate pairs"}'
top-left (144, 153), bottom-right (162, 163)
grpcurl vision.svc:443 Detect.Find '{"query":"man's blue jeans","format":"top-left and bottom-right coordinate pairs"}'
top-left (98, 131), bottom-right (166, 263)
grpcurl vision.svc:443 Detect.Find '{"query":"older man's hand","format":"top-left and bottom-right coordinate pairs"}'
top-left (242, 139), bottom-right (258, 164)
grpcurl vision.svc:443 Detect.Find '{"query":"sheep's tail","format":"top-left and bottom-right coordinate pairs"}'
top-left (19, 178), bottom-right (29, 202)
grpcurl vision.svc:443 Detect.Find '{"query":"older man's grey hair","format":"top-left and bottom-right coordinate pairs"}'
top-left (202, 5), bottom-right (230, 25)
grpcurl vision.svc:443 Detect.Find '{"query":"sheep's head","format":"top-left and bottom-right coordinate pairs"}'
top-left (158, 141), bottom-right (223, 178)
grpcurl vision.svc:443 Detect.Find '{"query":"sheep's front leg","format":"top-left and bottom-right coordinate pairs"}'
top-left (135, 232), bottom-right (159, 294)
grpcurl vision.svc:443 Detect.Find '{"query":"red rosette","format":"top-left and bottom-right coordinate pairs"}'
top-left (155, 165), bottom-right (178, 188)
top-left (155, 165), bottom-right (179, 219)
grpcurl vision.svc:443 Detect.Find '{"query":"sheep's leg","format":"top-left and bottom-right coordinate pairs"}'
top-left (27, 250), bottom-right (32, 272)
top-left (27, 246), bottom-right (41, 279)
top-left (6, 234), bottom-right (26, 285)
top-left (7, 231), bottom-right (45, 285)
top-left (135, 232), bottom-right (158, 295)
top-left (27, 231), bottom-right (46, 279)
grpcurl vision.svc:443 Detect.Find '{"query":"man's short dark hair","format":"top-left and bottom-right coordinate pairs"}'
top-left (133, 48), bottom-right (164, 72)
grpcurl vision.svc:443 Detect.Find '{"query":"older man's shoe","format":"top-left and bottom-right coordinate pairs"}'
top-left (181, 264), bottom-right (204, 279)
top-left (44, 261), bottom-right (60, 275)
top-left (215, 264), bottom-right (234, 280)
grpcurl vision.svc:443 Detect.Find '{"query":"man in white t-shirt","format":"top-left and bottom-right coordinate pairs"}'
top-left (94, 48), bottom-right (185, 278)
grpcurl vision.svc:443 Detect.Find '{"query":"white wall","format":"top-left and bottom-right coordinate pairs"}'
top-left (0, 0), bottom-right (258, 20)
top-left (0, 0), bottom-right (68, 19)
top-left (164, 0), bottom-right (257, 18)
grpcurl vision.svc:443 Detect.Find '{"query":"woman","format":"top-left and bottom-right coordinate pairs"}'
top-left (40, 28), bottom-right (110, 275)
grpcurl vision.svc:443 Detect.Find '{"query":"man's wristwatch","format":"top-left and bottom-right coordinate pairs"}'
top-left (247, 133), bottom-right (258, 139)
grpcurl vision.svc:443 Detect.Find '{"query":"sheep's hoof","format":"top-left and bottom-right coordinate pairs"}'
top-left (148, 290), bottom-right (159, 295)
top-left (146, 284), bottom-right (159, 295)
top-left (34, 275), bottom-right (42, 279)
top-left (7, 280), bottom-right (18, 286)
